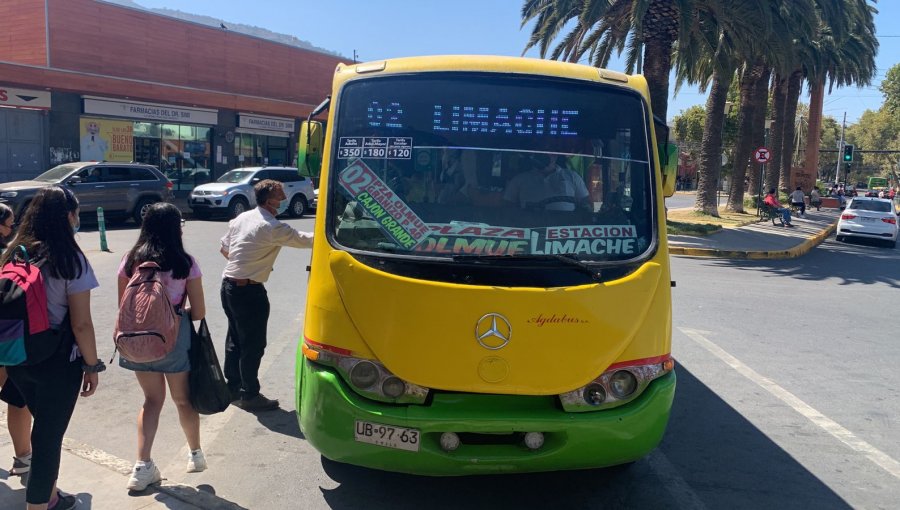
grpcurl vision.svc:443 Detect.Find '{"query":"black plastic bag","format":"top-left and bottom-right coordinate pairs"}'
top-left (188, 318), bottom-right (231, 414)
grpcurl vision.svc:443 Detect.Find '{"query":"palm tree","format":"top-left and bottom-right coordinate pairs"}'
top-left (725, 59), bottom-right (770, 212)
top-left (521, 0), bottom-right (687, 119)
top-left (681, 0), bottom-right (807, 215)
top-left (803, 1), bottom-right (878, 187)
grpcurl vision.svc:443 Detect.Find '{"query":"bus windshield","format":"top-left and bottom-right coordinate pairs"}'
top-left (328, 73), bottom-right (655, 263)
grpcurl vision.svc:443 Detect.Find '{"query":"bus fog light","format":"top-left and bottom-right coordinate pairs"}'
top-left (524, 432), bottom-right (544, 450)
top-left (584, 384), bottom-right (606, 406)
top-left (349, 361), bottom-right (379, 388)
top-left (382, 377), bottom-right (406, 398)
top-left (609, 370), bottom-right (638, 398)
top-left (440, 432), bottom-right (460, 452)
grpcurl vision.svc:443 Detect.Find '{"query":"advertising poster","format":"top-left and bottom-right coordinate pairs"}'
top-left (79, 117), bottom-right (133, 162)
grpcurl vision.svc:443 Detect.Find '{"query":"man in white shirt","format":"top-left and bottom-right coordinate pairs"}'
top-left (220, 179), bottom-right (313, 411)
top-left (504, 153), bottom-right (590, 212)
top-left (789, 186), bottom-right (806, 217)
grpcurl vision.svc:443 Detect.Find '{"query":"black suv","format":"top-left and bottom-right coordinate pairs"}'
top-left (0, 162), bottom-right (174, 225)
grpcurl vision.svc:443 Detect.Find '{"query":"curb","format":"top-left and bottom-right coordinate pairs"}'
top-left (668, 221), bottom-right (837, 260)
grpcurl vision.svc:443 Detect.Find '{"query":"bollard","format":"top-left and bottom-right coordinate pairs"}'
top-left (97, 207), bottom-right (110, 252)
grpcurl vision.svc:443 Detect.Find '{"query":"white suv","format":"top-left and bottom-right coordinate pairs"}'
top-left (189, 166), bottom-right (314, 219)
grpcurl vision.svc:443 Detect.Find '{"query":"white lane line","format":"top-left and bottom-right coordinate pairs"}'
top-left (646, 450), bottom-right (708, 510)
top-left (679, 327), bottom-right (900, 481)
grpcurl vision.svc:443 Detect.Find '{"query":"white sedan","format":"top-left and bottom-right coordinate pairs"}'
top-left (836, 197), bottom-right (898, 248)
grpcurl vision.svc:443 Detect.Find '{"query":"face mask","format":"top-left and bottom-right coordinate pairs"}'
top-left (275, 199), bottom-right (289, 216)
top-left (73, 221), bottom-right (80, 234)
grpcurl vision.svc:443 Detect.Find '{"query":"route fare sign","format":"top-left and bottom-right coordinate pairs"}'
top-left (754, 147), bottom-right (771, 163)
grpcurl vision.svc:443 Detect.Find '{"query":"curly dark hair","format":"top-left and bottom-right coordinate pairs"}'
top-left (254, 179), bottom-right (283, 207)
top-left (123, 202), bottom-right (193, 280)
top-left (0, 186), bottom-right (84, 279)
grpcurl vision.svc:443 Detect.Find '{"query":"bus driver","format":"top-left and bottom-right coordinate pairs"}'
top-left (503, 153), bottom-right (590, 212)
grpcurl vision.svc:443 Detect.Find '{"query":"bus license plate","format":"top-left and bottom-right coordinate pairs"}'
top-left (354, 420), bottom-right (420, 452)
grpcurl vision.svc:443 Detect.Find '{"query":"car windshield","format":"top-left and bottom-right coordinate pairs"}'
top-left (34, 164), bottom-right (82, 182)
top-left (216, 170), bottom-right (254, 184)
top-left (849, 200), bottom-right (892, 212)
top-left (327, 73), bottom-right (655, 264)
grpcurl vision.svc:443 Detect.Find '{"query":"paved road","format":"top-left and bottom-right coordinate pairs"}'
top-left (665, 191), bottom-right (728, 210)
top-left (17, 217), bottom-right (900, 509)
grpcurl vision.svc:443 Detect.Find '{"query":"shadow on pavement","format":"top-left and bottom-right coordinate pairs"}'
top-left (162, 483), bottom-right (250, 510)
top-left (254, 408), bottom-right (305, 440)
top-left (316, 365), bottom-right (849, 509)
top-left (702, 234), bottom-right (900, 288)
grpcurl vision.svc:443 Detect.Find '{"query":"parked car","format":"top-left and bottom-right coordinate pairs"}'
top-left (0, 162), bottom-right (174, 225)
top-left (189, 166), bottom-right (314, 219)
top-left (836, 197), bottom-right (898, 248)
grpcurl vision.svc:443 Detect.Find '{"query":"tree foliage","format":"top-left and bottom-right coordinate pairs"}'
top-left (879, 63), bottom-right (900, 115)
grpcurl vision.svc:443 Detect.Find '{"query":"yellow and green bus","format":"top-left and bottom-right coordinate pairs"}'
top-left (296, 55), bottom-right (677, 475)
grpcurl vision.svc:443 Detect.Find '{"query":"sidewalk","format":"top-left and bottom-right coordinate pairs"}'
top-left (0, 423), bottom-right (242, 509)
top-left (668, 208), bottom-right (839, 259)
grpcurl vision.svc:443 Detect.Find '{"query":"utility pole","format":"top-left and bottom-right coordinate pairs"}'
top-left (835, 112), bottom-right (846, 184)
top-left (353, 49), bottom-right (358, 63)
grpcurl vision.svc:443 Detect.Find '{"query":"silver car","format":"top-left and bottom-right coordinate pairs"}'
top-left (0, 162), bottom-right (174, 225)
top-left (189, 166), bottom-right (315, 219)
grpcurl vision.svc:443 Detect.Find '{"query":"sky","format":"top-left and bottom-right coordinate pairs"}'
top-left (135, 0), bottom-right (899, 125)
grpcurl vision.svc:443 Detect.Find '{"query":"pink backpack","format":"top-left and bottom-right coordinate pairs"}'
top-left (114, 261), bottom-right (180, 363)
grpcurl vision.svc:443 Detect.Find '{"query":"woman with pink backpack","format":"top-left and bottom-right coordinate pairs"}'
top-left (116, 202), bottom-right (207, 491)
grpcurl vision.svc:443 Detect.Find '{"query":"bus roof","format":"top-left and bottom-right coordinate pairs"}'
top-left (333, 55), bottom-right (649, 100)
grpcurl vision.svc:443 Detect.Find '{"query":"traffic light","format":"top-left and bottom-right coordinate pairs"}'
top-left (843, 144), bottom-right (855, 162)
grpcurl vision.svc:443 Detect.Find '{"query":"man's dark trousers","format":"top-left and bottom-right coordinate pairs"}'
top-left (221, 279), bottom-right (270, 399)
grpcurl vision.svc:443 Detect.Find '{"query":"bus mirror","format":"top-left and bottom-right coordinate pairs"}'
top-left (298, 120), bottom-right (324, 178)
top-left (661, 143), bottom-right (678, 198)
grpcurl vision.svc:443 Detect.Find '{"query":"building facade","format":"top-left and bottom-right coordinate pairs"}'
top-left (0, 0), bottom-right (344, 190)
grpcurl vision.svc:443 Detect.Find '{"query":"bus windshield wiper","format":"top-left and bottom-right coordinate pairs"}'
top-left (452, 254), bottom-right (602, 281)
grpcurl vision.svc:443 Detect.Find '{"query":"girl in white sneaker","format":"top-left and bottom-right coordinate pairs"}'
top-left (118, 204), bottom-right (208, 491)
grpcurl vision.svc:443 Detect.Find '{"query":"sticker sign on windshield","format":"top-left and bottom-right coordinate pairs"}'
top-left (338, 137), bottom-right (413, 160)
top-left (338, 159), bottom-right (428, 249)
top-left (531, 225), bottom-right (637, 256)
top-left (415, 223), bottom-right (531, 256)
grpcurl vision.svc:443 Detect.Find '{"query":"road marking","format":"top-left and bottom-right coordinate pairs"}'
top-left (679, 327), bottom-right (900, 481)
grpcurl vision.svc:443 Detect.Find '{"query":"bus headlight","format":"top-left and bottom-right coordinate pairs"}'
top-left (559, 355), bottom-right (674, 412)
top-left (302, 340), bottom-right (429, 404)
top-left (609, 370), bottom-right (638, 398)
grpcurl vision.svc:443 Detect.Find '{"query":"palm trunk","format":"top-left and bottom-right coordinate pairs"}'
top-left (726, 60), bottom-right (766, 212)
top-left (804, 76), bottom-right (825, 185)
top-left (694, 70), bottom-right (732, 216)
top-left (766, 73), bottom-right (788, 192)
top-left (642, 38), bottom-right (673, 120)
top-left (746, 66), bottom-right (772, 203)
top-left (779, 70), bottom-right (803, 190)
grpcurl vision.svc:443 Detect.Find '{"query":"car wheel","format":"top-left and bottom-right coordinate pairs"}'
top-left (289, 195), bottom-right (308, 218)
top-left (835, 235), bottom-right (844, 242)
top-left (228, 197), bottom-right (249, 219)
top-left (133, 198), bottom-right (156, 225)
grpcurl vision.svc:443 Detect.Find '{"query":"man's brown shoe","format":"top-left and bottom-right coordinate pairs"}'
top-left (233, 394), bottom-right (279, 412)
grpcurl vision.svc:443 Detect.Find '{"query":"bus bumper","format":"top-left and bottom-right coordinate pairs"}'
top-left (296, 359), bottom-right (676, 476)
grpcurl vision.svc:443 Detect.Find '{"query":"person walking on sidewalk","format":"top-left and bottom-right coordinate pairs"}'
top-left (220, 179), bottom-right (313, 412)
top-left (764, 188), bottom-right (794, 227)
top-left (0, 202), bottom-right (34, 483)
top-left (0, 186), bottom-right (101, 510)
top-left (809, 187), bottom-right (822, 211)
top-left (117, 203), bottom-right (208, 492)
top-left (790, 186), bottom-right (806, 217)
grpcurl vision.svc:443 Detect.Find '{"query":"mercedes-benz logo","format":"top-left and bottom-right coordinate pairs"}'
top-left (475, 313), bottom-right (512, 350)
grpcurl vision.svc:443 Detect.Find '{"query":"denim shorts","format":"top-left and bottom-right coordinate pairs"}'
top-left (119, 311), bottom-right (191, 373)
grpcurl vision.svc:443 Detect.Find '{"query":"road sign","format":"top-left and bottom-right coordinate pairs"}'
top-left (754, 147), bottom-right (771, 163)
